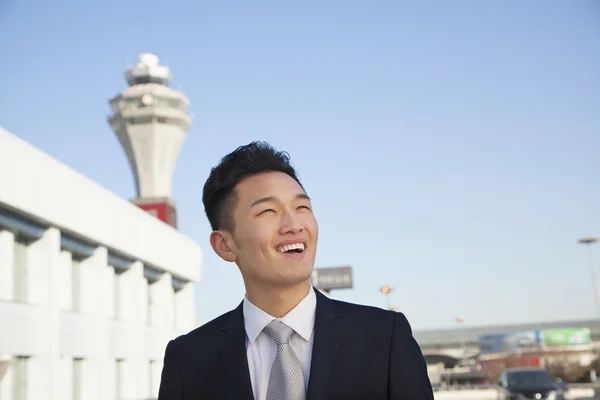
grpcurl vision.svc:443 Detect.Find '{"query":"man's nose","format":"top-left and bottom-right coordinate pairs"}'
top-left (279, 211), bottom-right (304, 235)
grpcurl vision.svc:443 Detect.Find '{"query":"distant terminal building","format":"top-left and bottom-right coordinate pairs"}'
top-left (415, 319), bottom-right (600, 384)
top-left (0, 54), bottom-right (201, 400)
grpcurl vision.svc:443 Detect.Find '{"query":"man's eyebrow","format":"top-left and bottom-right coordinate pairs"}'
top-left (296, 193), bottom-right (311, 201)
top-left (250, 193), bottom-right (310, 208)
top-left (250, 196), bottom-right (275, 208)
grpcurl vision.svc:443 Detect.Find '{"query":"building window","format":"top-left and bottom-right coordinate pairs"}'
top-left (128, 117), bottom-right (153, 125)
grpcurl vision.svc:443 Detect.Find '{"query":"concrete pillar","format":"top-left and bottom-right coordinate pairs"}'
top-left (90, 247), bottom-right (109, 400)
top-left (104, 361), bottom-right (116, 400)
top-left (77, 247), bottom-right (107, 315)
top-left (44, 228), bottom-right (61, 400)
top-left (58, 251), bottom-right (73, 310)
top-left (16, 228), bottom-right (62, 400)
top-left (114, 261), bottom-right (148, 400)
top-left (149, 272), bottom-right (173, 327)
top-left (115, 261), bottom-right (143, 322)
top-left (134, 263), bottom-right (151, 400)
top-left (77, 358), bottom-right (99, 400)
top-left (26, 355), bottom-right (50, 399)
top-left (12, 356), bottom-right (27, 400)
top-left (174, 282), bottom-right (195, 333)
top-left (24, 228), bottom-right (59, 307)
top-left (115, 359), bottom-right (138, 400)
top-left (104, 266), bottom-right (116, 319)
top-left (13, 239), bottom-right (27, 303)
top-left (139, 278), bottom-right (149, 325)
top-left (135, 357), bottom-right (150, 400)
top-left (0, 230), bottom-right (15, 301)
top-left (149, 359), bottom-right (162, 398)
top-left (93, 355), bottom-right (108, 400)
top-left (140, 275), bottom-right (153, 398)
top-left (144, 273), bottom-right (176, 399)
top-left (72, 358), bottom-right (82, 400)
top-left (58, 356), bottom-right (73, 400)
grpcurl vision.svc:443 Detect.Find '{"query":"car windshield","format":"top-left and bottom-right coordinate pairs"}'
top-left (507, 371), bottom-right (554, 386)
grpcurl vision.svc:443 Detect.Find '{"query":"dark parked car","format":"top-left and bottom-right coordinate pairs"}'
top-left (499, 368), bottom-right (565, 400)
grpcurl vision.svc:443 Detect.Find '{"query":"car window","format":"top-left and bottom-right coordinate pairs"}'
top-left (507, 371), bottom-right (554, 386)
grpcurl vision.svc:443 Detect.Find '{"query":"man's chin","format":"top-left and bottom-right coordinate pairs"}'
top-left (272, 273), bottom-right (313, 289)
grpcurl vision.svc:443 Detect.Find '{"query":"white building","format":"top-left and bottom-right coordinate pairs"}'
top-left (0, 128), bottom-right (202, 400)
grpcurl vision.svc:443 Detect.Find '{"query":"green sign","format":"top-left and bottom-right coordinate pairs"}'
top-left (542, 328), bottom-right (591, 347)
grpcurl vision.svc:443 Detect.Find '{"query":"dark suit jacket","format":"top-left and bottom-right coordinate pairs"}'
top-left (158, 288), bottom-right (434, 399)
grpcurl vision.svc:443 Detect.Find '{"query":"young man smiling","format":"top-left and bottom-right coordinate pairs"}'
top-left (158, 142), bottom-right (434, 400)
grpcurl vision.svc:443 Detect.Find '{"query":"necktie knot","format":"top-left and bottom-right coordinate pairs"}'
top-left (263, 320), bottom-right (295, 345)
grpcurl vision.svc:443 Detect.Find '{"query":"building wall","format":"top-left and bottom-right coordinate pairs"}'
top-left (0, 128), bottom-right (202, 400)
top-left (0, 128), bottom-right (201, 282)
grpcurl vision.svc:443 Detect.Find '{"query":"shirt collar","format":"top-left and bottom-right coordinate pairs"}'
top-left (243, 286), bottom-right (317, 344)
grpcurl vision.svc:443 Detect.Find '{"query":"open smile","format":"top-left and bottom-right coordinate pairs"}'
top-left (277, 242), bottom-right (305, 253)
top-left (276, 240), bottom-right (307, 258)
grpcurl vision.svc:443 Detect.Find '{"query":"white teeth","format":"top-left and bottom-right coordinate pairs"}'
top-left (277, 243), bottom-right (306, 253)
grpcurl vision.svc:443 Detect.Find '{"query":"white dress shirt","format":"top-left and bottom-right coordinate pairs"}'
top-left (243, 287), bottom-right (317, 400)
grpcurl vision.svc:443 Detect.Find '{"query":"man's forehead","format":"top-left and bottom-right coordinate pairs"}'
top-left (249, 193), bottom-right (310, 208)
top-left (236, 172), bottom-right (303, 196)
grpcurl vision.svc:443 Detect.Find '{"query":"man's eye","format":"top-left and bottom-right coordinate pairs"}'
top-left (259, 209), bottom-right (275, 215)
top-left (298, 205), bottom-right (311, 211)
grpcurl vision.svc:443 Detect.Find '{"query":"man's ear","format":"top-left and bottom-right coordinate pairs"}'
top-left (210, 230), bottom-right (237, 263)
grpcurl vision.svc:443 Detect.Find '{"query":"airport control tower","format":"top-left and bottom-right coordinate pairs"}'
top-left (108, 53), bottom-right (191, 229)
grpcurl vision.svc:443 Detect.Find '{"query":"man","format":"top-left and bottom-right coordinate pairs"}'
top-left (158, 142), bottom-right (434, 399)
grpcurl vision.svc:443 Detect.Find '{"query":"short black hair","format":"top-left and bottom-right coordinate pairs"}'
top-left (202, 141), bottom-right (304, 231)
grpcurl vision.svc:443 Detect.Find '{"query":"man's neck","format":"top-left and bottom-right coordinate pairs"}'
top-left (245, 280), bottom-right (311, 318)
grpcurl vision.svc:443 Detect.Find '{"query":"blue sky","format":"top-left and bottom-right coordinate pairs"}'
top-left (1, 0), bottom-right (599, 330)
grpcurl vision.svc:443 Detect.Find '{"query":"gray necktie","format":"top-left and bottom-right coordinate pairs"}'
top-left (263, 320), bottom-right (307, 400)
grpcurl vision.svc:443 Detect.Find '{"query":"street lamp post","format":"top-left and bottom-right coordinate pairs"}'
top-left (579, 237), bottom-right (600, 324)
top-left (380, 286), bottom-right (394, 310)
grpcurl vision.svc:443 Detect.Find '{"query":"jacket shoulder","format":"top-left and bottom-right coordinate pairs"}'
top-left (169, 308), bottom-right (237, 349)
top-left (330, 297), bottom-right (396, 317)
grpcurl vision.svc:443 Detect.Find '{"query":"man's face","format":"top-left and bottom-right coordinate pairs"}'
top-left (221, 171), bottom-right (318, 289)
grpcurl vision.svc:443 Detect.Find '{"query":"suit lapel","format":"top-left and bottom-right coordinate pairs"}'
top-left (306, 289), bottom-right (342, 400)
top-left (218, 302), bottom-right (255, 400)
